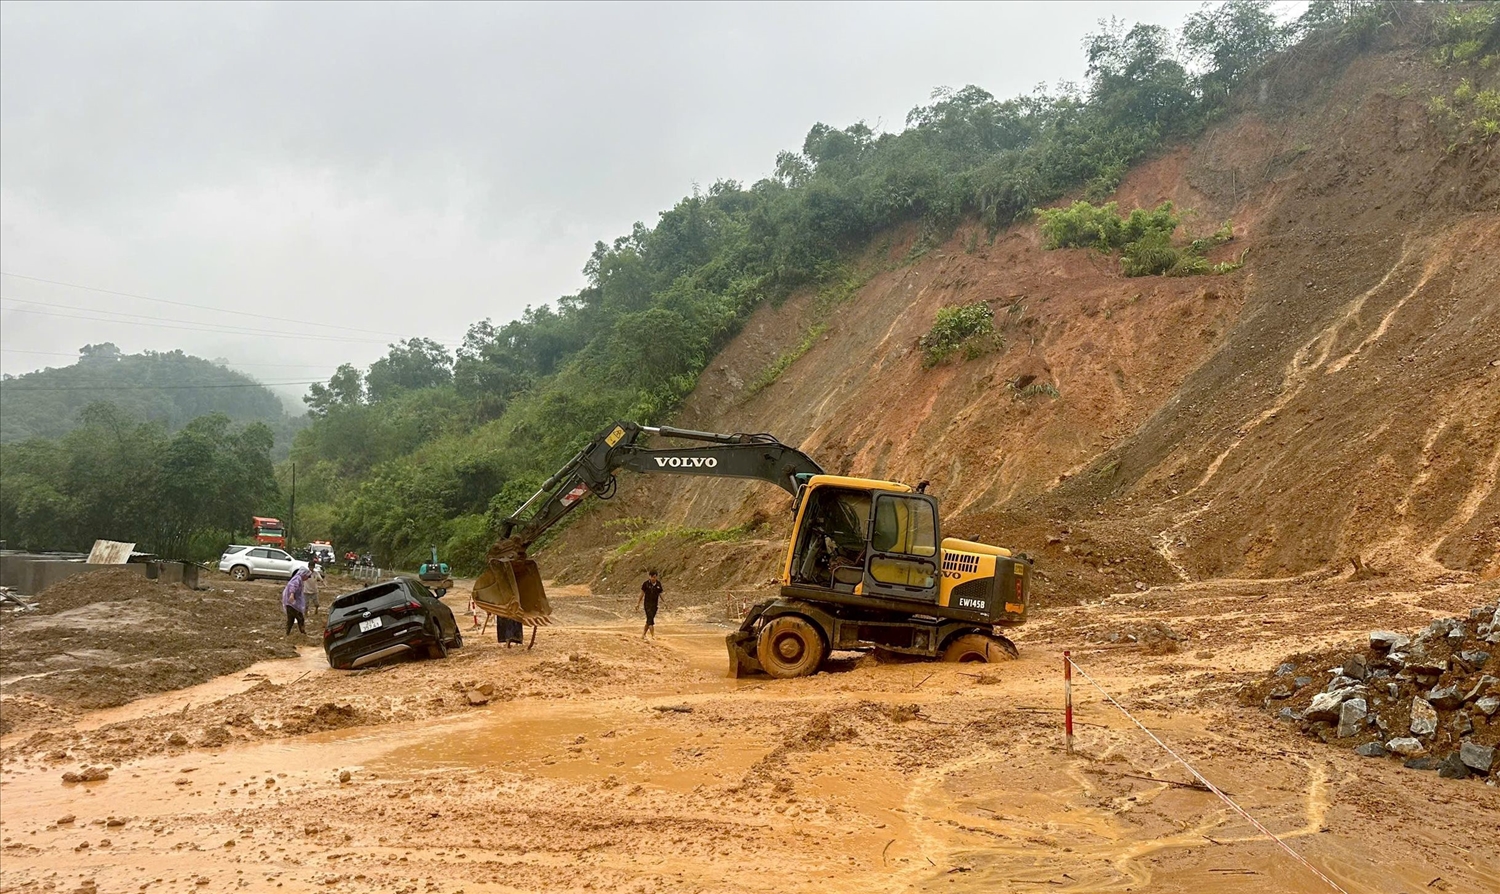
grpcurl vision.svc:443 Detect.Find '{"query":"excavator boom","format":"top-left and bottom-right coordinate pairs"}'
top-left (473, 421), bottom-right (823, 625)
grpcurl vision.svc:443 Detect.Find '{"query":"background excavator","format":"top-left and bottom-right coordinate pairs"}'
top-left (473, 421), bottom-right (1031, 678)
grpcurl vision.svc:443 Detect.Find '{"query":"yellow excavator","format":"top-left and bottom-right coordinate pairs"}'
top-left (473, 421), bottom-right (1031, 678)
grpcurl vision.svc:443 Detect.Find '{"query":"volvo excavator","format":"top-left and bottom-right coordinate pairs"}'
top-left (472, 421), bottom-right (1031, 678)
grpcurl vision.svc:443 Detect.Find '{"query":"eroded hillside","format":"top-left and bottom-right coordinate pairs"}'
top-left (547, 43), bottom-right (1500, 604)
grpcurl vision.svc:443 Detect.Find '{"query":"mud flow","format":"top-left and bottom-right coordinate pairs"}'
top-left (4, 579), bottom-right (1498, 894)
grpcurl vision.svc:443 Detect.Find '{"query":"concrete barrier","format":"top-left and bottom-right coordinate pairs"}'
top-left (19, 560), bottom-right (147, 597)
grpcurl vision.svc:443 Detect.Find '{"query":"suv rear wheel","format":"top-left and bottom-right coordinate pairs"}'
top-left (230, 565), bottom-right (250, 582)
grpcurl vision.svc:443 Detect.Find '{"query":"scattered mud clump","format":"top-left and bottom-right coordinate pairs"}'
top-left (1246, 605), bottom-right (1499, 781)
top-left (285, 703), bottom-right (364, 734)
top-left (61, 766), bottom-right (111, 784)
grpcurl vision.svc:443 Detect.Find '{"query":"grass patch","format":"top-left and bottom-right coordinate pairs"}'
top-left (1037, 200), bottom-right (1237, 278)
top-left (1428, 79), bottom-right (1500, 149)
top-left (920, 302), bottom-right (1004, 369)
top-left (603, 517), bottom-right (766, 570)
top-left (744, 264), bottom-right (879, 396)
top-left (746, 324), bottom-right (827, 395)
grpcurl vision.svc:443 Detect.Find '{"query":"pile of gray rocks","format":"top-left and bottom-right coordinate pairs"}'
top-left (1250, 604), bottom-right (1498, 783)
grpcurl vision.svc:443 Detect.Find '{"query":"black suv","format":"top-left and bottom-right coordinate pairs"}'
top-left (323, 578), bottom-right (462, 669)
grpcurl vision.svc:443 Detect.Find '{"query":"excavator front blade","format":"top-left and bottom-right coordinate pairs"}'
top-left (725, 630), bottom-right (763, 678)
top-left (473, 557), bottom-right (553, 625)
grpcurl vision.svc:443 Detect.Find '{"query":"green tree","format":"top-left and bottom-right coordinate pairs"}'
top-left (1182, 1), bottom-right (1289, 104)
top-left (365, 339), bottom-right (454, 403)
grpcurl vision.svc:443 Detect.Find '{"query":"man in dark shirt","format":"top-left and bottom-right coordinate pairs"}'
top-left (637, 570), bottom-right (663, 640)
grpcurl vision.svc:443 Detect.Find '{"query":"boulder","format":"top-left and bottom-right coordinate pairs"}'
top-left (1387, 737), bottom-right (1426, 757)
top-left (1342, 655), bottom-right (1368, 681)
top-left (1337, 698), bottom-right (1367, 738)
top-left (1354, 741), bottom-right (1386, 758)
top-left (1459, 742), bottom-right (1495, 774)
top-left (1475, 696), bottom-right (1500, 717)
top-left (1275, 662), bottom-right (1297, 677)
top-left (1306, 691), bottom-right (1348, 722)
top-left (1370, 631), bottom-right (1410, 651)
top-left (1463, 675), bottom-right (1498, 703)
top-left (1426, 685), bottom-right (1464, 711)
top-left (1295, 676), bottom-right (1313, 689)
top-left (1437, 752), bottom-right (1470, 779)
top-left (1458, 650), bottom-right (1491, 668)
top-left (1325, 674), bottom-right (1362, 693)
top-left (1406, 656), bottom-right (1446, 677)
top-left (1410, 698), bottom-right (1439, 737)
top-left (1276, 707), bottom-right (1297, 722)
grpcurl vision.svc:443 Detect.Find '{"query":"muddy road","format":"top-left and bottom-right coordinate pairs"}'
top-left (2, 575), bottom-right (1498, 894)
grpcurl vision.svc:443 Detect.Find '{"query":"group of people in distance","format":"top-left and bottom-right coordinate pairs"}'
top-left (274, 561), bottom-right (666, 645)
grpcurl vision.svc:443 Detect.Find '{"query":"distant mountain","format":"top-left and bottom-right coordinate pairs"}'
top-left (0, 343), bottom-right (294, 443)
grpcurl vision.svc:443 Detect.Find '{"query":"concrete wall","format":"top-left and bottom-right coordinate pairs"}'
top-left (0, 555), bottom-right (147, 596)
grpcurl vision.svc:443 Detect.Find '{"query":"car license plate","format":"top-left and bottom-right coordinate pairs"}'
top-left (358, 617), bottom-right (382, 633)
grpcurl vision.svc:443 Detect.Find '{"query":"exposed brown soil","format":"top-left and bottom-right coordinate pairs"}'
top-left (0, 569), bottom-right (357, 729)
top-left (2, 577), bottom-right (1498, 894)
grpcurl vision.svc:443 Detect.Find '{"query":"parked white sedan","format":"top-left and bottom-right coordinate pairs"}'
top-left (219, 545), bottom-right (309, 581)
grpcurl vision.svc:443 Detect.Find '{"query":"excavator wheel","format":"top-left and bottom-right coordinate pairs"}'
top-left (941, 633), bottom-right (1016, 663)
top-left (756, 616), bottom-right (827, 679)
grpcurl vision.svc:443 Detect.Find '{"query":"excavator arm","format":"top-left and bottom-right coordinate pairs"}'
top-left (473, 421), bottom-right (823, 625)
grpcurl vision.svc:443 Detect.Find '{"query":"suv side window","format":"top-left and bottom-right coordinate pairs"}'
top-left (270, 549), bottom-right (291, 561)
top-left (248, 548), bottom-right (272, 559)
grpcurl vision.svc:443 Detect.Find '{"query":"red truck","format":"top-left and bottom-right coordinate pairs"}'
top-left (252, 516), bottom-right (286, 547)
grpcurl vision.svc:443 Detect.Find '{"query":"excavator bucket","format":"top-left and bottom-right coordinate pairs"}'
top-left (473, 557), bottom-right (552, 625)
top-left (725, 630), bottom-right (763, 678)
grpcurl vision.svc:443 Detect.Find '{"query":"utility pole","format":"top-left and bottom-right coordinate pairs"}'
top-left (288, 462), bottom-right (296, 549)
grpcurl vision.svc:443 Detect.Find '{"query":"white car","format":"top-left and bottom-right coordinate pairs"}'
top-left (219, 545), bottom-right (310, 581)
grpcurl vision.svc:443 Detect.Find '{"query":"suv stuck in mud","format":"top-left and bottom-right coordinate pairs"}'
top-left (323, 578), bottom-right (462, 669)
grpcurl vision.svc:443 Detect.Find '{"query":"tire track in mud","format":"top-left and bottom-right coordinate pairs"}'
top-left (878, 699), bottom-right (1351, 894)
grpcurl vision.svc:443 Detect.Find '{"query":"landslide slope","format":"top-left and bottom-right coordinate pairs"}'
top-left (547, 38), bottom-right (1500, 604)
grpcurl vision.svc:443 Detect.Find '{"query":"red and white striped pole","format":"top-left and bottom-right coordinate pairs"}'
top-left (1063, 650), bottom-right (1074, 754)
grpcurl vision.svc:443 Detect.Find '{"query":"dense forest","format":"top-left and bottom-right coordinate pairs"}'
top-left (1, 1), bottom-right (1494, 566)
top-left (0, 403), bottom-right (279, 558)
top-left (282, 0), bottom-right (1497, 573)
top-left (0, 346), bottom-right (296, 557)
top-left (0, 343), bottom-right (295, 444)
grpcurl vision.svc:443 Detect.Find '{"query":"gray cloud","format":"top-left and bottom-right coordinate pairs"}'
top-left (1, 0), bottom-right (1204, 387)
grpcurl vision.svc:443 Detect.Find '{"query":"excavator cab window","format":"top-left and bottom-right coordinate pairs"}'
top-left (792, 487), bottom-right (871, 590)
top-left (863, 494), bottom-right (940, 599)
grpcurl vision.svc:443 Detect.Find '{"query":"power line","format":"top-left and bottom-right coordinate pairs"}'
top-left (0, 270), bottom-right (421, 340)
top-left (0, 380), bottom-right (322, 392)
top-left (0, 347), bottom-right (340, 370)
top-left (0, 299), bottom-right (400, 344)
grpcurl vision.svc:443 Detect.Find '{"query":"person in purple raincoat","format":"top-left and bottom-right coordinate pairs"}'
top-left (282, 567), bottom-right (312, 636)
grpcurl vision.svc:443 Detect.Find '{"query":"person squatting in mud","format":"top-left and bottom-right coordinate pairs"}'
top-left (282, 566), bottom-right (312, 635)
top-left (638, 570), bottom-right (663, 640)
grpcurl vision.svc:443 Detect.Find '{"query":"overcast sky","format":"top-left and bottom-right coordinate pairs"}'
top-left (2, 0), bottom-right (1227, 404)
